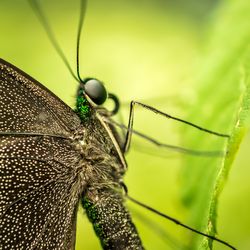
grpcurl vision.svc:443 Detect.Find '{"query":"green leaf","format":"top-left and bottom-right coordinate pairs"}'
top-left (180, 0), bottom-right (250, 249)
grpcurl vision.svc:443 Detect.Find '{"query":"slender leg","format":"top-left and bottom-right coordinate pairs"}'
top-left (123, 101), bottom-right (135, 153)
top-left (123, 101), bottom-right (230, 153)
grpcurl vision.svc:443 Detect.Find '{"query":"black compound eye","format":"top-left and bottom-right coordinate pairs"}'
top-left (84, 78), bottom-right (107, 105)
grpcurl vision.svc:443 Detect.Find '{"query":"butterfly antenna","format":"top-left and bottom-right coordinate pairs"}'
top-left (28, 0), bottom-right (78, 82)
top-left (76, 0), bottom-right (87, 82)
top-left (127, 195), bottom-right (236, 250)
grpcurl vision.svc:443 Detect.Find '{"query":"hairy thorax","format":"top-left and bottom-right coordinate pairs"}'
top-left (71, 112), bottom-right (125, 201)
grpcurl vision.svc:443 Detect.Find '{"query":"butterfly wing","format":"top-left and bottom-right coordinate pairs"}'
top-left (0, 59), bottom-right (84, 249)
top-left (0, 135), bottom-right (83, 250)
top-left (0, 58), bottom-right (81, 137)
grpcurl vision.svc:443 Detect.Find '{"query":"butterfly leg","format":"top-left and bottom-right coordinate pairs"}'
top-left (123, 101), bottom-right (230, 154)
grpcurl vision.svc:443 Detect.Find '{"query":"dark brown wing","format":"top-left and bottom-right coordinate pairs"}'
top-left (0, 58), bottom-right (81, 137)
top-left (0, 135), bottom-right (83, 250)
top-left (0, 59), bottom-right (84, 249)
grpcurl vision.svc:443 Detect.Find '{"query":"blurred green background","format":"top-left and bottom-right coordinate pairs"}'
top-left (0, 0), bottom-right (249, 249)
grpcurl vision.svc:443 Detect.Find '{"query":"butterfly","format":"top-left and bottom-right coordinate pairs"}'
top-left (0, 0), bottom-right (237, 249)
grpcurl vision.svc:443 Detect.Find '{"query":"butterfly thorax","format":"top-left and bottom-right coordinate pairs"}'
top-left (72, 100), bottom-right (126, 196)
top-left (74, 115), bottom-right (124, 187)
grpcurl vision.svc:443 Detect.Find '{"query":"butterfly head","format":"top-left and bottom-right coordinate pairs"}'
top-left (76, 77), bottom-right (119, 121)
top-left (76, 78), bottom-right (108, 121)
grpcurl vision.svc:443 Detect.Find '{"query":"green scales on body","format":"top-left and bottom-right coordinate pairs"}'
top-left (76, 89), bottom-right (90, 121)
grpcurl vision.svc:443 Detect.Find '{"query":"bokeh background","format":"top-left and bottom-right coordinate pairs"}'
top-left (0, 0), bottom-right (249, 249)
